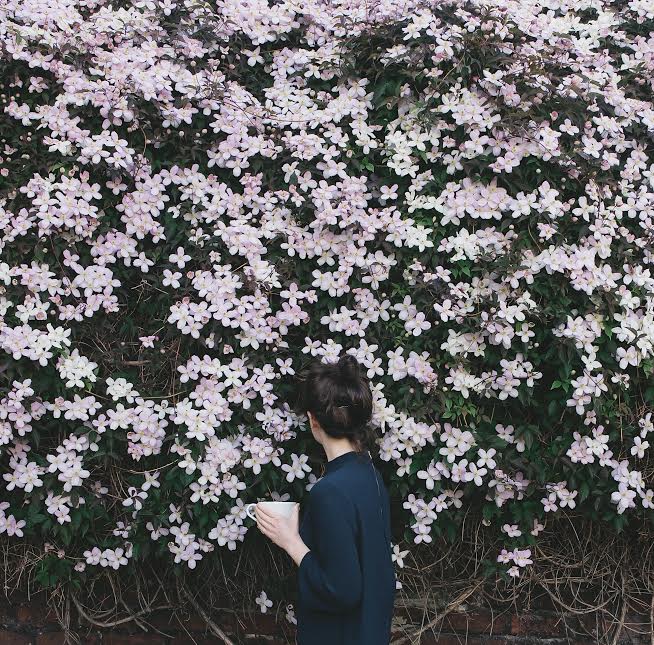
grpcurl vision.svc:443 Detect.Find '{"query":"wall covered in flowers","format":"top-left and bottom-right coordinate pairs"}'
top-left (1, 0), bottom-right (653, 633)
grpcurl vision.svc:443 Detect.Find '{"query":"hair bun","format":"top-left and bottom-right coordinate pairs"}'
top-left (337, 354), bottom-right (361, 381)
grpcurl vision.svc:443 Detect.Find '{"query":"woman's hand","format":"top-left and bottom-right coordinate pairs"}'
top-left (255, 503), bottom-right (310, 565)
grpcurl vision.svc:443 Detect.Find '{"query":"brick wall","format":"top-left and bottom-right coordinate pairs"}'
top-left (0, 595), bottom-right (651, 644)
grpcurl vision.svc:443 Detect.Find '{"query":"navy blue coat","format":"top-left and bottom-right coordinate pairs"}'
top-left (296, 450), bottom-right (396, 645)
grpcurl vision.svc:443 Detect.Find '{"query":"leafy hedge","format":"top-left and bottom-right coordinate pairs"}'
top-left (1, 0), bottom-right (653, 616)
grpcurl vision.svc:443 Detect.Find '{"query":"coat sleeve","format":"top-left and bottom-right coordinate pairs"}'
top-left (297, 480), bottom-right (362, 613)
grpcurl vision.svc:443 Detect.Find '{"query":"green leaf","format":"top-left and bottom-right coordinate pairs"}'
top-left (579, 481), bottom-right (590, 502)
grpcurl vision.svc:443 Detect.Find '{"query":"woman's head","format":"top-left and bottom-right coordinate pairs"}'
top-left (294, 354), bottom-right (374, 452)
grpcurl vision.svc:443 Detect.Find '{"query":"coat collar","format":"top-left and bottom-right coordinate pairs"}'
top-left (325, 449), bottom-right (370, 474)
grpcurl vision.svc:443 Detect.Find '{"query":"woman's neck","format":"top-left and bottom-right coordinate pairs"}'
top-left (323, 438), bottom-right (358, 462)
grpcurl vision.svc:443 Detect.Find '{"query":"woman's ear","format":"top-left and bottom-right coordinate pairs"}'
top-left (307, 411), bottom-right (323, 444)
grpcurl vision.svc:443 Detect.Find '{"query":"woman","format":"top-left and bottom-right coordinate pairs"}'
top-left (253, 353), bottom-right (396, 645)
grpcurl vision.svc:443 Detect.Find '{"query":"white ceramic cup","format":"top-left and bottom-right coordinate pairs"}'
top-left (246, 501), bottom-right (297, 521)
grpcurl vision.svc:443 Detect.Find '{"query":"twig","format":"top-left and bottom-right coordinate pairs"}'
top-left (609, 572), bottom-right (627, 645)
top-left (390, 578), bottom-right (484, 645)
top-left (179, 585), bottom-right (236, 645)
top-left (71, 593), bottom-right (172, 628)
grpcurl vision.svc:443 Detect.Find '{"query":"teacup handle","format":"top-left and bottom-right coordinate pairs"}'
top-left (246, 503), bottom-right (257, 521)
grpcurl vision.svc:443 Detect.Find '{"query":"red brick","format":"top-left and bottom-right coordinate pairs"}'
top-left (0, 630), bottom-right (33, 645)
top-left (5, 597), bottom-right (642, 645)
top-left (444, 609), bottom-right (512, 634)
top-left (511, 611), bottom-right (563, 636)
top-left (36, 634), bottom-right (98, 645)
top-left (15, 604), bottom-right (58, 627)
top-left (0, 604), bottom-right (15, 624)
top-left (421, 636), bottom-right (503, 645)
top-left (35, 634), bottom-right (66, 645)
top-left (73, 634), bottom-right (100, 645)
top-left (234, 612), bottom-right (279, 635)
top-left (169, 610), bottom-right (235, 634)
top-left (623, 613), bottom-right (651, 632)
top-left (170, 636), bottom-right (218, 645)
top-left (420, 633), bottom-right (454, 644)
top-left (100, 635), bottom-right (167, 645)
top-left (395, 605), bottom-right (439, 627)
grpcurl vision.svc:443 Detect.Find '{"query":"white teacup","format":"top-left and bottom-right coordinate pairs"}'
top-left (246, 501), bottom-right (297, 521)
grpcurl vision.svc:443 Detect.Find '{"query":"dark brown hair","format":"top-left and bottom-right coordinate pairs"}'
top-left (293, 354), bottom-right (374, 452)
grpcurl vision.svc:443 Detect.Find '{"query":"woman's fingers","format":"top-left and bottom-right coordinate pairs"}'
top-left (257, 518), bottom-right (282, 546)
top-left (255, 505), bottom-right (276, 519)
top-left (255, 510), bottom-right (278, 532)
top-left (257, 520), bottom-right (272, 537)
top-left (257, 517), bottom-right (275, 531)
top-left (255, 507), bottom-right (287, 528)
